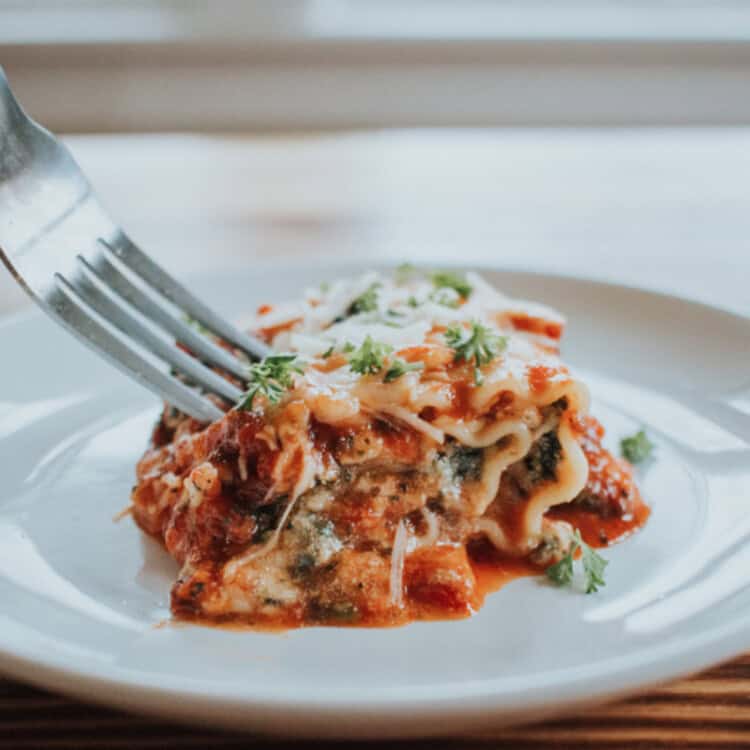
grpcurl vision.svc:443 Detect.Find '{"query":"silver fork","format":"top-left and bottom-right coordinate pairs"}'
top-left (0, 69), bottom-right (270, 422)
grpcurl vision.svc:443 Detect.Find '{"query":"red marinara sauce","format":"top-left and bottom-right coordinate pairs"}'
top-left (550, 415), bottom-right (650, 547)
top-left (509, 313), bottom-right (563, 341)
top-left (527, 364), bottom-right (562, 394)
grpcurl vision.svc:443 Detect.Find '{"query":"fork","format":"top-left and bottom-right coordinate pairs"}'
top-left (0, 69), bottom-right (270, 422)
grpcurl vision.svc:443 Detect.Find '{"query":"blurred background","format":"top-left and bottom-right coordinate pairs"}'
top-left (2, 0), bottom-right (750, 316)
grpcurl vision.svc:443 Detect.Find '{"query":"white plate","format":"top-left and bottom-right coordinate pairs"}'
top-left (1, 262), bottom-right (750, 738)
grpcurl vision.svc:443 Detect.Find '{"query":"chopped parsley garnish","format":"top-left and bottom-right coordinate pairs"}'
top-left (348, 336), bottom-right (393, 375)
top-left (429, 288), bottom-right (461, 309)
top-left (383, 359), bottom-right (424, 383)
top-left (431, 270), bottom-right (473, 299)
top-left (407, 295), bottom-right (420, 308)
top-left (237, 354), bottom-right (303, 410)
top-left (546, 529), bottom-right (608, 594)
top-left (546, 548), bottom-right (574, 588)
top-left (581, 539), bottom-right (608, 593)
top-left (321, 341), bottom-right (356, 358)
top-left (444, 321), bottom-right (507, 385)
top-left (621, 429), bottom-right (654, 464)
top-left (395, 263), bottom-right (418, 284)
top-left (374, 312), bottom-right (405, 329)
top-left (347, 282), bottom-right (381, 315)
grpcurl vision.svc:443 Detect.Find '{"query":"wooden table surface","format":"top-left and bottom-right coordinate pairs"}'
top-left (1, 129), bottom-right (750, 747)
top-left (2, 654), bottom-right (750, 749)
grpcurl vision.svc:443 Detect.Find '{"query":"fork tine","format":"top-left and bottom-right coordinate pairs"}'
top-left (50, 276), bottom-right (224, 423)
top-left (0, 70), bottom-right (253, 423)
top-left (85, 246), bottom-right (252, 381)
top-left (102, 236), bottom-right (271, 361)
top-left (70, 257), bottom-right (244, 404)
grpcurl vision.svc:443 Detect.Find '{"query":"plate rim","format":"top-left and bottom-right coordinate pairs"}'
top-left (4, 254), bottom-right (750, 333)
top-left (0, 603), bottom-right (748, 735)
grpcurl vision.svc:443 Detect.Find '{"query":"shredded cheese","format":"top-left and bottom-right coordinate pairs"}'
top-left (390, 520), bottom-right (409, 608)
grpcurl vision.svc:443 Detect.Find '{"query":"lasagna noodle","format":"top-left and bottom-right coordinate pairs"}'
top-left (465, 434), bottom-right (532, 517)
top-left (473, 416), bottom-right (590, 555)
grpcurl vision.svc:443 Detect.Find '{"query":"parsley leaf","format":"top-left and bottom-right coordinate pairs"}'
top-left (444, 321), bottom-right (507, 385)
top-left (429, 288), bottom-right (461, 309)
top-left (620, 429), bottom-right (654, 464)
top-left (580, 535), bottom-right (608, 593)
top-left (348, 336), bottom-right (393, 375)
top-left (395, 263), bottom-right (418, 284)
top-left (374, 311), bottom-right (406, 329)
top-left (347, 282), bottom-right (381, 315)
top-left (407, 295), bottom-right (420, 308)
top-left (237, 354), bottom-right (303, 410)
top-left (546, 529), bottom-right (608, 594)
top-left (321, 344), bottom-right (335, 359)
top-left (383, 359), bottom-right (424, 383)
top-left (431, 270), bottom-right (473, 299)
top-left (546, 547), bottom-right (575, 588)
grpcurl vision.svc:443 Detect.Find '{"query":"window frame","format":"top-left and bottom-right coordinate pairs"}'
top-left (2, 0), bottom-right (750, 130)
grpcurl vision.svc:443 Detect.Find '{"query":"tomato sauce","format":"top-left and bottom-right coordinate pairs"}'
top-left (549, 501), bottom-right (650, 548)
top-left (468, 540), bottom-right (539, 601)
top-left (510, 314), bottom-right (563, 341)
top-left (447, 380), bottom-right (475, 420)
top-left (257, 317), bottom-right (302, 343)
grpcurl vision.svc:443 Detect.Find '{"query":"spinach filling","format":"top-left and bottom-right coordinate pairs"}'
top-left (523, 432), bottom-right (562, 484)
top-left (445, 444), bottom-right (484, 483)
top-left (250, 497), bottom-right (287, 543)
